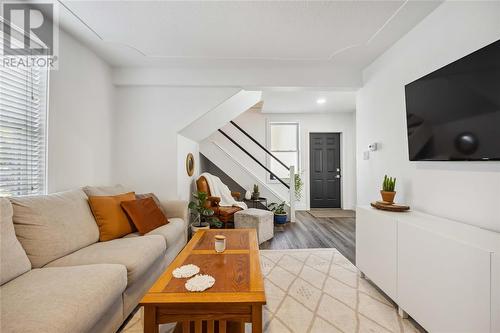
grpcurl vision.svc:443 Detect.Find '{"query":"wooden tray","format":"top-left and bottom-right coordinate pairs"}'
top-left (371, 201), bottom-right (410, 212)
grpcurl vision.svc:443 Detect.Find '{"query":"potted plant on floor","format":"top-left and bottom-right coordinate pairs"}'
top-left (189, 191), bottom-right (223, 232)
top-left (268, 201), bottom-right (287, 224)
top-left (381, 175), bottom-right (396, 204)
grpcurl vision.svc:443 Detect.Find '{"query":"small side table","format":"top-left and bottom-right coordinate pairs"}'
top-left (244, 197), bottom-right (268, 209)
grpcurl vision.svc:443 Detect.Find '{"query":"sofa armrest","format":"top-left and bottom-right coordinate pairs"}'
top-left (160, 200), bottom-right (189, 223)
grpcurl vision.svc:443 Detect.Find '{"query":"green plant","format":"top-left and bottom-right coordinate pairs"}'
top-left (294, 173), bottom-right (304, 201)
top-left (382, 175), bottom-right (396, 192)
top-left (268, 201), bottom-right (286, 215)
top-left (188, 191), bottom-right (223, 228)
top-left (253, 184), bottom-right (259, 194)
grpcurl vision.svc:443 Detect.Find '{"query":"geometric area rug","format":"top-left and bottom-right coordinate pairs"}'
top-left (258, 249), bottom-right (421, 333)
top-left (122, 249), bottom-right (421, 333)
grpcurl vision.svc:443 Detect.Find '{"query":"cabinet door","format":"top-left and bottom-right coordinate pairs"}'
top-left (356, 207), bottom-right (397, 299)
top-left (492, 253), bottom-right (500, 333)
top-left (398, 221), bottom-right (491, 333)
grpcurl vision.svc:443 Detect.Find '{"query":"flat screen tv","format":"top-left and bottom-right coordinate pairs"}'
top-left (405, 40), bottom-right (500, 161)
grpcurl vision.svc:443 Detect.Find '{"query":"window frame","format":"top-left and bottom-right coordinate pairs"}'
top-left (266, 120), bottom-right (300, 183)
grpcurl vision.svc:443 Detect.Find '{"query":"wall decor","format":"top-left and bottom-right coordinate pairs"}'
top-left (186, 153), bottom-right (195, 176)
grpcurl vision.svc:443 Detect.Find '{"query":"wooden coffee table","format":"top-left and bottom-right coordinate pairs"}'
top-left (140, 229), bottom-right (266, 333)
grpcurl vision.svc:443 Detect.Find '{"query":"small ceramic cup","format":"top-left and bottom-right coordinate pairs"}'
top-left (214, 235), bottom-right (226, 253)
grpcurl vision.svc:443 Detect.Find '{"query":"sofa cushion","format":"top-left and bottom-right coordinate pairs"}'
top-left (123, 255), bottom-right (168, 318)
top-left (121, 197), bottom-right (169, 235)
top-left (0, 264), bottom-right (127, 333)
top-left (82, 184), bottom-right (131, 197)
top-left (45, 235), bottom-right (166, 285)
top-left (136, 192), bottom-right (169, 216)
top-left (124, 217), bottom-right (185, 248)
top-left (88, 192), bottom-right (137, 241)
top-left (0, 198), bottom-right (31, 285)
top-left (10, 189), bottom-right (99, 268)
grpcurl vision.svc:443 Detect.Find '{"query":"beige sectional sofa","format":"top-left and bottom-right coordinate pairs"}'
top-left (0, 187), bottom-right (188, 333)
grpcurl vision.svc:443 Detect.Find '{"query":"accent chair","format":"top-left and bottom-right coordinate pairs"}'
top-left (196, 175), bottom-right (242, 225)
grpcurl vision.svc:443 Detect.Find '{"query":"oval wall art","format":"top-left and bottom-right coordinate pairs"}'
top-left (186, 153), bottom-right (195, 176)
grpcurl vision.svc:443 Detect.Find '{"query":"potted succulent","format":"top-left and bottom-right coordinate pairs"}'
top-left (251, 184), bottom-right (260, 200)
top-left (381, 175), bottom-right (396, 204)
top-left (268, 201), bottom-right (287, 224)
top-left (188, 191), bottom-right (223, 232)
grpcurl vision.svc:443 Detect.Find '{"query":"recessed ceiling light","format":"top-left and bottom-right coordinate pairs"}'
top-left (316, 98), bottom-right (326, 104)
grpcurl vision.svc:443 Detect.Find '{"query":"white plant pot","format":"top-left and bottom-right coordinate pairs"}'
top-left (191, 223), bottom-right (210, 233)
top-left (244, 190), bottom-right (252, 200)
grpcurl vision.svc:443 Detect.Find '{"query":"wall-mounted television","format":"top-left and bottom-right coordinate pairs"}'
top-left (405, 40), bottom-right (500, 161)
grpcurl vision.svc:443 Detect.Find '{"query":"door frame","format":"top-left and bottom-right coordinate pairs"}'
top-left (307, 132), bottom-right (344, 210)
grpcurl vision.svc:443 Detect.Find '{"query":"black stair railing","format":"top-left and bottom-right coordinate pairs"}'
top-left (229, 121), bottom-right (290, 171)
top-left (218, 128), bottom-right (290, 189)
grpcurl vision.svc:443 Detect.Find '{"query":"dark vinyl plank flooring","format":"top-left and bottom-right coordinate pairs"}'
top-left (259, 210), bottom-right (356, 264)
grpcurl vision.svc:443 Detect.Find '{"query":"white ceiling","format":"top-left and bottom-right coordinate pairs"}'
top-left (261, 90), bottom-right (356, 113)
top-left (58, 0), bottom-right (442, 73)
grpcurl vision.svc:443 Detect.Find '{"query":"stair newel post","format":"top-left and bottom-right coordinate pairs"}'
top-left (289, 165), bottom-right (296, 222)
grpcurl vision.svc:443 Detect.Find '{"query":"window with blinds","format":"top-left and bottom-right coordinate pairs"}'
top-left (0, 62), bottom-right (48, 197)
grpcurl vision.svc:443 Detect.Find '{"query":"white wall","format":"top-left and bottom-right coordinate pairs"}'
top-left (205, 109), bottom-right (357, 210)
top-left (48, 30), bottom-right (114, 192)
top-left (112, 86), bottom-right (239, 200)
top-left (177, 134), bottom-right (199, 201)
top-left (357, 1), bottom-right (500, 232)
top-left (47, 30), bottom-right (239, 201)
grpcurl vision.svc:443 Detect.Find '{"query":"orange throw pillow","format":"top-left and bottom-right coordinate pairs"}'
top-left (88, 192), bottom-right (136, 241)
top-left (121, 197), bottom-right (169, 235)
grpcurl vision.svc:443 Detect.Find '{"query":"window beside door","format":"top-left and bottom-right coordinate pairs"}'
top-left (267, 122), bottom-right (299, 181)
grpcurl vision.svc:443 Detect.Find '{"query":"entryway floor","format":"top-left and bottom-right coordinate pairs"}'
top-left (308, 208), bottom-right (355, 218)
top-left (259, 210), bottom-right (356, 264)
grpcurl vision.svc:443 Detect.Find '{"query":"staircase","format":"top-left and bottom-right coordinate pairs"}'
top-left (175, 88), bottom-right (297, 220)
top-left (200, 120), bottom-right (296, 221)
top-left (199, 153), bottom-right (267, 210)
top-left (180, 90), bottom-right (262, 142)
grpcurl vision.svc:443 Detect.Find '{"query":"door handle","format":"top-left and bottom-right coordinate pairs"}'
top-left (335, 175), bottom-right (341, 179)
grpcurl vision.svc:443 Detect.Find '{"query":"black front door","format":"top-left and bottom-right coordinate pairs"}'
top-left (310, 133), bottom-right (341, 208)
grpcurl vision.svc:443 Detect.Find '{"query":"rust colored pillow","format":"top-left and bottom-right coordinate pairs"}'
top-left (136, 193), bottom-right (168, 217)
top-left (121, 197), bottom-right (169, 235)
top-left (88, 192), bottom-right (136, 241)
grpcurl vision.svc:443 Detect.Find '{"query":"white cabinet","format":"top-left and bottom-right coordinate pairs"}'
top-left (492, 253), bottom-right (500, 333)
top-left (398, 221), bottom-right (491, 332)
top-left (356, 207), bottom-right (397, 299)
top-left (356, 206), bottom-right (500, 333)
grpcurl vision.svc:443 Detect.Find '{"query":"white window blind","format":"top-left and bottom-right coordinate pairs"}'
top-left (0, 60), bottom-right (48, 196)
